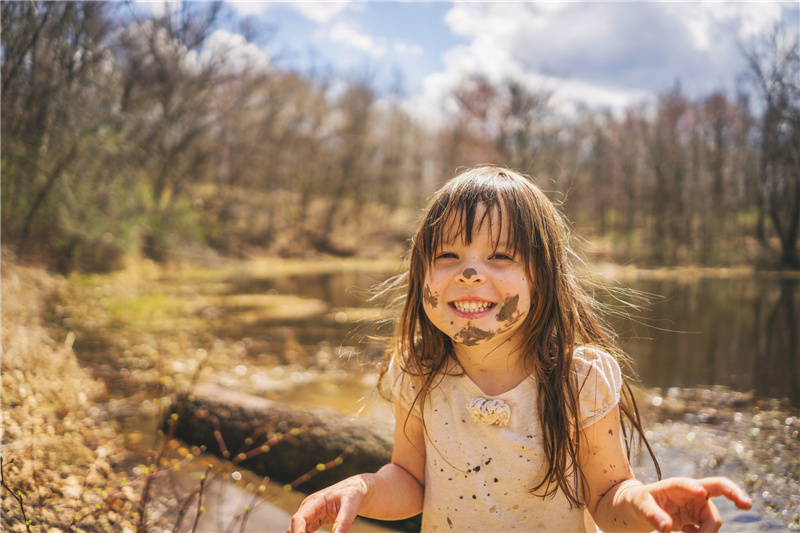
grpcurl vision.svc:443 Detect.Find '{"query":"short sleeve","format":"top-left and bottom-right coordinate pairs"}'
top-left (381, 354), bottom-right (423, 418)
top-left (573, 346), bottom-right (622, 428)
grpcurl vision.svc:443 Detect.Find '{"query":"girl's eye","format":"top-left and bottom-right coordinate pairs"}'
top-left (491, 252), bottom-right (514, 261)
top-left (436, 252), bottom-right (458, 260)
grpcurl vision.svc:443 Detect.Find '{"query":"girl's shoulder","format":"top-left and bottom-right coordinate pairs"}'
top-left (573, 345), bottom-right (622, 378)
top-left (573, 345), bottom-right (623, 428)
top-left (380, 352), bottom-right (426, 415)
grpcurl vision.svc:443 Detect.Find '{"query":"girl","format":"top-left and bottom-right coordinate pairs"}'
top-left (288, 166), bottom-right (752, 533)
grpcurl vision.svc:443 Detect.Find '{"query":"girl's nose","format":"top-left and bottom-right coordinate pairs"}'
top-left (457, 266), bottom-right (484, 283)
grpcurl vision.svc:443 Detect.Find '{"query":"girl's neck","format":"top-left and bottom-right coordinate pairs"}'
top-left (453, 342), bottom-right (532, 397)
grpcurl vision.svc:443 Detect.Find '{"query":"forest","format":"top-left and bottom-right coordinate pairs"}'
top-left (2, 1), bottom-right (799, 272)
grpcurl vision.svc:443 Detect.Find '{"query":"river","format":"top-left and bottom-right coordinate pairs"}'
top-left (67, 261), bottom-right (799, 531)
top-left (242, 266), bottom-right (800, 408)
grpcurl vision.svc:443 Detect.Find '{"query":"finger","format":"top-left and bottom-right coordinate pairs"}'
top-left (288, 514), bottom-right (308, 533)
top-left (331, 495), bottom-right (362, 533)
top-left (636, 493), bottom-right (675, 533)
top-left (696, 499), bottom-right (723, 533)
top-left (290, 497), bottom-right (330, 533)
top-left (660, 477), bottom-right (709, 503)
top-left (695, 477), bottom-right (752, 510)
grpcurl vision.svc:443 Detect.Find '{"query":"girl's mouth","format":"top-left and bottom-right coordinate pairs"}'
top-left (450, 300), bottom-right (496, 314)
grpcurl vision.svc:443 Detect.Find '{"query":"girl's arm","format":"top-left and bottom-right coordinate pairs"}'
top-left (581, 406), bottom-right (752, 532)
top-left (288, 401), bottom-right (426, 533)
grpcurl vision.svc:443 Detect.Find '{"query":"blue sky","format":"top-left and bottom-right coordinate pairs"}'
top-left (144, 1), bottom-right (800, 120)
top-left (229, 2), bottom-right (466, 96)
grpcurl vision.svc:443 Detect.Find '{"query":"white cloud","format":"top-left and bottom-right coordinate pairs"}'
top-left (412, 1), bottom-right (795, 124)
top-left (132, 0), bottom-right (180, 18)
top-left (326, 21), bottom-right (387, 58)
top-left (202, 29), bottom-right (270, 73)
top-left (665, 2), bottom-right (786, 52)
top-left (290, 2), bottom-right (350, 24)
top-left (227, 1), bottom-right (271, 16)
top-left (394, 41), bottom-right (423, 57)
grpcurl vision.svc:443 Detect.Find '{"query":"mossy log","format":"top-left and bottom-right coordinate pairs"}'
top-left (164, 383), bottom-right (394, 493)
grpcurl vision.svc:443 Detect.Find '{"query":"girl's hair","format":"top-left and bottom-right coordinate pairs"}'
top-left (379, 165), bottom-right (659, 506)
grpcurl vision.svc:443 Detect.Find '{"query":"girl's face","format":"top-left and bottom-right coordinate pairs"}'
top-left (422, 204), bottom-right (532, 351)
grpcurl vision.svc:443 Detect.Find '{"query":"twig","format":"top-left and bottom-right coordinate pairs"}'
top-left (171, 485), bottom-right (199, 533)
top-left (230, 425), bottom-right (310, 465)
top-left (137, 402), bottom-right (187, 532)
top-left (0, 456), bottom-right (34, 533)
top-left (212, 417), bottom-right (231, 459)
top-left (284, 445), bottom-right (356, 491)
top-left (238, 475), bottom-right (270, 533)
top-left (190, 464), bottom-right (213, 533)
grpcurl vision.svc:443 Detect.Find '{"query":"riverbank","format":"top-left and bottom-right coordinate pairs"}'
top-left (2, 257), bottom-right (797, 531)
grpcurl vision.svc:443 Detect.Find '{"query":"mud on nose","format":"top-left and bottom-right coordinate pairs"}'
top-left (462, 268), bottom-right (477, 279)
top-left (458, 267), bottom-right (484, 283)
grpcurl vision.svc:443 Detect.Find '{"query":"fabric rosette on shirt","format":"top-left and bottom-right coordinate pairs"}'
top-left (467, 397), bottom-right (511, 426)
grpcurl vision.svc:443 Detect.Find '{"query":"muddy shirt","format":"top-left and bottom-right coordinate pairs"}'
top-left (386, 346), bottom-right (622, 533)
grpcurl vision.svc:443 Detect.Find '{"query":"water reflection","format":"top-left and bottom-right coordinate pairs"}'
top-left (218, 270), bottom-right (396, 362)
top-left (255, 270), bottom-right (799, 407)
top-left (215, 264), bottom-right (800, 407)
top-left (228, 270), bottom-right (389, 309)
top-left (611, 276), bottom-right (799, 407)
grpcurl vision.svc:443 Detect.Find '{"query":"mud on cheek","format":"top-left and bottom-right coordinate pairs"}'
top-left (495, 294), bottom-right (520, 322)
top-left (423, 284), bottom-right (439, 308)
top-left (454, 327), bottom-right (495, 346)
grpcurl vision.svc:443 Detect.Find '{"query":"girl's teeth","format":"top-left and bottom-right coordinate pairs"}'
top-left (453, 301), bottom-right (492, 313)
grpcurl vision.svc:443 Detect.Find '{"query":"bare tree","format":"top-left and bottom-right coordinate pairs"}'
top-left (117, 1), bottom-right (225, 203)
top-left (741, 24), bottom-right (800, 268)
top-left (642, 86), bottom-right (692, 263)
top-left (1, 1), bottom-right (116, 256)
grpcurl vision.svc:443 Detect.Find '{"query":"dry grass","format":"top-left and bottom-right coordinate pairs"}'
top-left (1, 255), bottom-right (142, 532)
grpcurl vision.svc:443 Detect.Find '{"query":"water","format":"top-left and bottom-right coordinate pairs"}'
top-left (612, 276), bottom-right (799, 407)
top-left (253, 269), bottom-right (800, 408)
top-left (68, 263), bottom-right (799, 530)
top-left (238, 267), bottom-right (798, 531)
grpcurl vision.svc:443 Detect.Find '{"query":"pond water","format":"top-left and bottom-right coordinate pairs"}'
top-left (69, 263), bottom-right (798, 531)
top-left (251, 269), bottom-right (800, 408)
top-left (202, 267), bottom-right (798, 531)
top-left (612, 275), bottom-right (799, 407)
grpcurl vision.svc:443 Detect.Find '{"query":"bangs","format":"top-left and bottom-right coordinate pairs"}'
top-left (420, 171), bottom-right (535, 268)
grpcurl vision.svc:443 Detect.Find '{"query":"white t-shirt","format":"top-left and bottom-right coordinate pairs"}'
top-left (386, 346), bottom-right (622, 533)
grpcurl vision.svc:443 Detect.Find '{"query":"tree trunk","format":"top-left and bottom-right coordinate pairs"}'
top-left (164, 384), bottom-right (393, 493)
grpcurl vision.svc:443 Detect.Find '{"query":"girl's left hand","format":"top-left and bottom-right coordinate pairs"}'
top-left (632, 476), bottom-right (752, 533)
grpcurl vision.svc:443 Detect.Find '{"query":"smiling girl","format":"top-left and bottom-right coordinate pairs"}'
top-left (288, 166), bottom-right (751, 533)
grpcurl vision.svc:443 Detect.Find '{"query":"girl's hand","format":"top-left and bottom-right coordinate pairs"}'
top-left (630, 477), bottom-right (752, 533)
top-left (287, 476), bottom-right (369, 533)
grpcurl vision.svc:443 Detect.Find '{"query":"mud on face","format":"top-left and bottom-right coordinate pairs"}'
top-left (495, 294), bottom-right (520, 322)
top-left (454, 326), bottom-right (495, 346)
top-left (423, 284), bottom-right (439, 308)
top-left (452, 294), bottom-right (525, 347)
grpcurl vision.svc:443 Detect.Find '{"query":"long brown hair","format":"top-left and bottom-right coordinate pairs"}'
top-left (379, 165), bottom-right (659, 507)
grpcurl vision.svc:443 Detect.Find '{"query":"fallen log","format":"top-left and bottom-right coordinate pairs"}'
top-left (164, 383), bottom-right (394, 493)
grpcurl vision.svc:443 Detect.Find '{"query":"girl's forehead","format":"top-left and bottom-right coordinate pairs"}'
top-left (438, 203), bottom-right (512, 245)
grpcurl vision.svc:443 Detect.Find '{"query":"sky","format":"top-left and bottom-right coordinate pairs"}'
top-left (149, 1), bottom-right (800, 121)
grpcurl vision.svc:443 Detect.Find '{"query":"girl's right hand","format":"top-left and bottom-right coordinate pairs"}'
top-left (287, 476), bottom-right (369, 533)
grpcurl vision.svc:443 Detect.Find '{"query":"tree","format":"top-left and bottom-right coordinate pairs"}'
top-left (741, 24), bottom-right (800, 269)
top-left (1, 1), bottom-right (116, 256)
top-left (116, 1), bottom-right (226, 205)
top-left (642, 86), bottom-right (692, 264)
